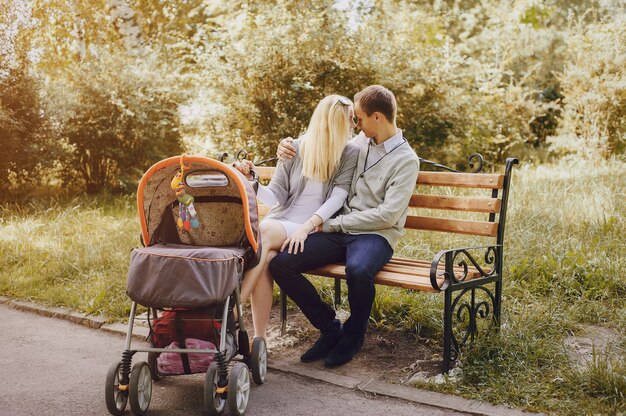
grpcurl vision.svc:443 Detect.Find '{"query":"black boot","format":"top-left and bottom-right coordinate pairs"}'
top-left (324, 332), bottom-right (364, 367)
top-left (300, 320), bottom-right (342, 362)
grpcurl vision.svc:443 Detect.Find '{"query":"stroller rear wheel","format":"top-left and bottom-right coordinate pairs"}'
top-left (204, 362), bottom-right (226, 415)
top-left (129, 361), bottom-right (152, 416)
top-left (147, 352), bottom-right (162, 381)
top-left (250, 337), bottom-right (267, 385)
top-left (105, 361), bottom-right (128, 416)
top-left (227, 362), bottom-right (251, 416)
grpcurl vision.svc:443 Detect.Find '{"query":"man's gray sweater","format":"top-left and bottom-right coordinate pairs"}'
top-left (322, 133), bottom-right (419, 249)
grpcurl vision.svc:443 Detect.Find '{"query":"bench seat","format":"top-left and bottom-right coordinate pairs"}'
top-left (309, 258), bottom-right (487, 293)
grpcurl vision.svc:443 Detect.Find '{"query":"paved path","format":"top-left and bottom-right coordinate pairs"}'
top-left (0, 303), bottom-right (467, 416)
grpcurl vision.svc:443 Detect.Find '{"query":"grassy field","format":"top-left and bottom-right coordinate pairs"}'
top-left (1, 160), bottom-right (624, 415)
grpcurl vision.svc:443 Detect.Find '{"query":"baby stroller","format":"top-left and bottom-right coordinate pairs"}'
top-left (104, 155), bottom-right (266, 416)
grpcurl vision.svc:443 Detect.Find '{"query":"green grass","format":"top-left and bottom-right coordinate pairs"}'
top-left (1, 161), bottom-right (625, 415)
top-left (0, 194), bottom-right (138, 319)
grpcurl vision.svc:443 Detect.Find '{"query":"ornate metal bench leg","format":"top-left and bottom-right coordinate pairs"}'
top-left (334, 278), bottom-right (341, 310)
top-left (280, 289), bottom-right (287, 336)
top-left (494, 279), bottom-right (502, 329)
top-left (443, 287), bottom-right (453, 374)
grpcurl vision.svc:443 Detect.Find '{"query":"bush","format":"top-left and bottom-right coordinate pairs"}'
top-left (553, 13), bottom-right (626, 159)
top-left (46, 50), bottom-right (184, 193)
top-left (0, 2), bottom-right (55, 198)
top-left (0, 58), bottom-right (53, 197)
top-left (198, 1), bottom-right (377, 160)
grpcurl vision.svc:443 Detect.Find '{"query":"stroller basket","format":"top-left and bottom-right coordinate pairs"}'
top-left (127, 244), bottom-right (246, 309)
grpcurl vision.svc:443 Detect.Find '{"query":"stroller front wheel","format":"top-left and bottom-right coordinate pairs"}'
top-left (228, 362), bottom-right (251, 416)
top-left (204, 362), bottom-right (226, 415)
top-left (250, 337), bottom-right (267, 385)
top-left (105, 361), bottom-right (128, 416)
top-left (129, 361), bottom-right (152, 416)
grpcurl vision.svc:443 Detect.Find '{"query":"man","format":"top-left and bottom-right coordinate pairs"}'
top-left (269, 85), bottom-right (420, 367)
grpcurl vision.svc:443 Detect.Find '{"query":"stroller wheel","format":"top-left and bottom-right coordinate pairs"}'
top-left (105, 361), bottom-right (128, 416)
top-left (129, 361), bottom-right (152, 416)
top-left (147, 352), bottom-right (162, 381)
top-left (204, 362), bottom-right (226, 416)
top-left (250, 337), bottom-right (267, 385)
top-left (227, 362), bottom-right (251, 416)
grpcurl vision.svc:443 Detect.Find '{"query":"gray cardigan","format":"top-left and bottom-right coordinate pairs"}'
top-left (265, 139), bottom-right (359, 221)
top-left (322, 134), bottom-right (419, 249)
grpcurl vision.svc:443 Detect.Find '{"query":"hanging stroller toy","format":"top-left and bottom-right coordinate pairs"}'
top-left (171, 158), bottom-right (200, 231)
top-left (105, 154), bottom-right (265, 416)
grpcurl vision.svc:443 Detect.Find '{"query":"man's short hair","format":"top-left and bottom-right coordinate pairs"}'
top-left (354, 85), bottom-right (396, 123)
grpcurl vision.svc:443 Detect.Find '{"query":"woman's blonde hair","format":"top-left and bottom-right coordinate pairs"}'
top-left (300, 95), bottom-right (353, 182)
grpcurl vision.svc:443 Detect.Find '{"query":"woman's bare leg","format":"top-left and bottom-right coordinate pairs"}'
top-left (250, 250), bottom-right (277, 339)
top-left (239, 220), bottom-right (286, 338)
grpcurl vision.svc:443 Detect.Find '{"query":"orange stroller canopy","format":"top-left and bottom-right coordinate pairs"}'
top-left (136, 155), bottom-right (260, 252)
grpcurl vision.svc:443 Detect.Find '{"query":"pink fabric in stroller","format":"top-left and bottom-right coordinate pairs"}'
top-left (157, 338), bottom-right (216, 375)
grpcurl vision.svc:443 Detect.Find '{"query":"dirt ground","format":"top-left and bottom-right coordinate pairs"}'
top-left (248, 305), bottom-right (623, 386)
top-left (242, 304), bottom-right (444, 385)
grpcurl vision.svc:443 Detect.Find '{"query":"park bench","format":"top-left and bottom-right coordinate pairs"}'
top-left (254, 154), bottom-right (518, 372)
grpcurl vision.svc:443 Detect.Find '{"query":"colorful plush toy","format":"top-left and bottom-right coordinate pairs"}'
top-left (171, 157), bottom-right (200, 231)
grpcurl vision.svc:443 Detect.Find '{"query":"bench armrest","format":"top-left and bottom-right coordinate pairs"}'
top-left (429, 245), bottom-right (501, 291)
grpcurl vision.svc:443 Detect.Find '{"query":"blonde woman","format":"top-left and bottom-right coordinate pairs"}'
top-left (235, 95), bottom-right (359, 340)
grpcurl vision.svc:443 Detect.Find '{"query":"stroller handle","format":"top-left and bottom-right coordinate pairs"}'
top-left (249, 169), bottom-right (260, 193)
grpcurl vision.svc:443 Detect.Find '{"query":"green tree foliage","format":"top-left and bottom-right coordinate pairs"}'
top-left (195, 0), bottom-right (376, 159)
top-left (46, 51), bottom-right (184, 193)
top-left (2, 0), bottom-right (624, 197)
top-left (200, 0), bottom-right (616, 166)
top-left (12, 0), bottom-right (185, 193)
top-left (0, 56), bottom-right (52, 194)
top-left (0, 1), bottom-right (54, 196)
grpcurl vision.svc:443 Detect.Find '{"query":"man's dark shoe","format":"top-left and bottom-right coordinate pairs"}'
top-left (324, 332), bottom-right (364, 368)
top-left (300, 320), bottom-right (342, 362)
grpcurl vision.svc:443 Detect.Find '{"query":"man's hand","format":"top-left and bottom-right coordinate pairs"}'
top-left (277, 137), bottom-right (296, 161)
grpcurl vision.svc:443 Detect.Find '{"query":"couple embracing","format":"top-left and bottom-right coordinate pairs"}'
top-left (236, 85), bottom-right (419, 368)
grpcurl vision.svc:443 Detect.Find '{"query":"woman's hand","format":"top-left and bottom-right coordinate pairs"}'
top-left (281, 226), bottom-right (311, 254)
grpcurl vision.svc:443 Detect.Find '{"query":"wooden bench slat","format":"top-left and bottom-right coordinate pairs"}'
top-left (410, 194), bottom-right (501, 213)
top-left (380, 264), bottom-right (482, 280)
top-left (262, 197), bottom-right (501, 217)
top-left (386, 258), bottom-right (490, 276)
top-left (375, 274), bottom-right (439, 292)
top-left (256, 166), bottom-right (275, 181)
top-left (417, 171), bottom-right (504, 189)
top-left (258, 168), bottom-right (504, 189)
top-left (405, 215), bottom-right (498, 237)
top-left (309, 264), bottom-right (438, 292)
top-left (384, 257), bottom-right (482, 275)
top-left (388, 258), bottom-right (440, 267)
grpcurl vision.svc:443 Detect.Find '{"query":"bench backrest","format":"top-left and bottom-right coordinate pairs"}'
top-left (254, 157), bottom-right (518, 246)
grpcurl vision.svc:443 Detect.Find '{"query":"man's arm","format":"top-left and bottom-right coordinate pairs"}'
top-left (322, 158), bottom-right (418, 233)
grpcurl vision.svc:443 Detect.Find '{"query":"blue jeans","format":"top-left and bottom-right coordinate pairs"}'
top-left (270, 233), bottom-right (393, 336)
